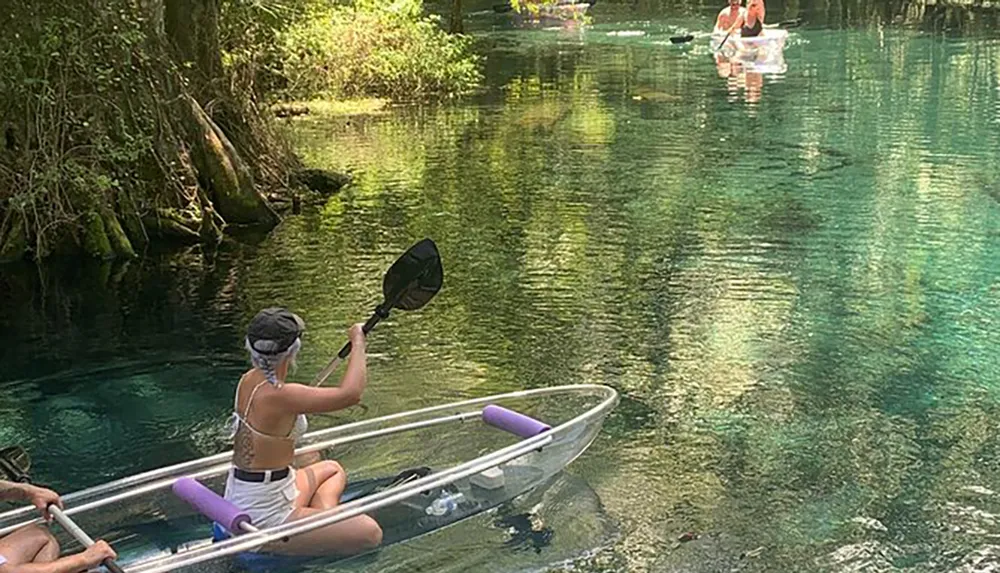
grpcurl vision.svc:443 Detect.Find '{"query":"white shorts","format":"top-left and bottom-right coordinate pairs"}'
top-left (223, 468), bottom-right (299, 530)
top-left (0, 553), bottom-right (7, 566)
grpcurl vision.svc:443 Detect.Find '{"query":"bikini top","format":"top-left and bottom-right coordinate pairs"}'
top-left (230, 377), bottom-right (308, 442)
top-left (742, 15), bottom-right (762, 37)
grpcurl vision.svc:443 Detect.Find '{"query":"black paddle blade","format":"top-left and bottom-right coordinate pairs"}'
top-left (382, 238), bottom-right (443, 311)
top-left (0, 446), bottom-right (31, 482)
top-left (670, 34), bottom-right (695, 44)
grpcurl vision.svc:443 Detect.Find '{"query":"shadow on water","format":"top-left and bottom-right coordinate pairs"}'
top-left (0, 251), bottom-right (253, 489)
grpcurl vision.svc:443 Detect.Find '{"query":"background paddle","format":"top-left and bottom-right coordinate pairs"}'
top-left (668, 19), bottom-right (804, 45)
top-left (765, 18), bottom-right (802, 29)
top-left (311, 238), bottom-right (443, 387)
top-left (0, 447), bottom-right (126, 573)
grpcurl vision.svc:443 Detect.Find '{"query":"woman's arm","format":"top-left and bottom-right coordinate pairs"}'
top-left (726, 14), bottom-right (745, 34)
top-left (273, 324), bottom-right (368, 414)
top-left (0, 481), bottom-right (25, 503)
top-left (4, 542), bottom-right (117, 573)
top-left (714, 8), bottom-right (727, 31)
top-left (5, 553), bottom-right (88, 573)
top-left (0, 483), bottom-right (61, 521)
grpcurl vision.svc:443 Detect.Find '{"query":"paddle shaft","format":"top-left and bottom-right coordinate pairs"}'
top-left (714, 29), bottom-right (733, 52)
top-left (49, 506), bottom-right (126, 573)
top-left (310, 308), bottom-right (385, 387)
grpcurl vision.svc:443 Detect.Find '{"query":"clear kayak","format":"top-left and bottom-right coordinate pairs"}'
top-left (712, 28), bottom-right (789, 74)
top-left (0, 384), bottom-right (617, 573)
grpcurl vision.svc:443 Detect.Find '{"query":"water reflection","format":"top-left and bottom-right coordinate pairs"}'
top-left (716, 55), bottom-right (767, 104)
top-left (713, 30), bottom-right (789, 105)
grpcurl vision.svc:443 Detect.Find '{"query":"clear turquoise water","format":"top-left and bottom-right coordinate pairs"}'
top-left (3, 5), bottom-right (1000, 572)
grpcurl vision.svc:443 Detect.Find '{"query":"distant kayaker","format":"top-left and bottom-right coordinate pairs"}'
top-left (226, 308), bottom-right (382, 556)
top-left (715, 0), bottom-right (746, 33)
top-left (723, 0), bottom-right (766, 37)
top-left (0, 480), bottom-right (117, 573)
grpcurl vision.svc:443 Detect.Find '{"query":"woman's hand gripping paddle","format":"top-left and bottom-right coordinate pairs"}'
top-left (0, 447), bottom-right (127, 573)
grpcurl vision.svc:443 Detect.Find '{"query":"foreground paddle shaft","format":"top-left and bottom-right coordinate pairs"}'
top-left (48, 506), bottom-right (126, 573)
top-left (713, 29), bottom-right (733, 52)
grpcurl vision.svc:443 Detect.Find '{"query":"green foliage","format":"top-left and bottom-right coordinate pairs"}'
top-left (0, 3), bottom-right (161, 258)
top-left (0, 0), bottom-right (480, 261)
top-left (273, 0), bottom-right (482, 100)
top-left (510, 0), bottom-right (591, 24)
top-left (510, 0), bottom-right (560, 13)
top-left (219, 0), bottom-right (315, 95)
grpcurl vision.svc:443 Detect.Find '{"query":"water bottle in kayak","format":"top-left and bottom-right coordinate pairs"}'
top-left (426, 492), bottom-right (465, 516)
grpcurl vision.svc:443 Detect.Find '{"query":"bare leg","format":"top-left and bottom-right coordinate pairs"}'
top-left (272, 460), bottom-right (381, 556)
top-left (293, 450), bottom-right (322, 469)
top-left (0, 525), bottom-right (60, 565)
top-left (295, 460), bottom-right (346, 510)
top-left (266, 508), bottom-right (382, 557)
top-left (35, 530), bottom-right (59, 562)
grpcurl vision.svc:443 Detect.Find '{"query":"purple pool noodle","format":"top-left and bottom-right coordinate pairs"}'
top-left (172, 477), bottom-right (251, 533)
top-left (482, 405), bottom-right (551, 438)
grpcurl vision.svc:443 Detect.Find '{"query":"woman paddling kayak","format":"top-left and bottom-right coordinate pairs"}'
top-left (714, 0), bottom-right (746, 33)
top-left (225, 308), bottom-right (382, 556)
top-left (722, 0), bottom-right (765, 37)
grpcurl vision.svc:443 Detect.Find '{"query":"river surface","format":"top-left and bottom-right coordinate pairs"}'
top-left (2, 4), bottom-right (1000, 572)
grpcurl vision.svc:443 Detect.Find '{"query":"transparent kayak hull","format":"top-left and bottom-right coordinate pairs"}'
top-left (0, 385), bottom-right (617, 573)
top-left (712, 28), bottom-right (788, 73)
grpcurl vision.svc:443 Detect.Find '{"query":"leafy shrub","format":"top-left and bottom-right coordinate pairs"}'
top-left (0, 5), bottom-right (162, 258)
top-left (275, 0), bottom-right (481, 100)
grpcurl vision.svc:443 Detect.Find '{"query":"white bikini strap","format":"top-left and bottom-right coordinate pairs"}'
top-left (243, 380), bottom-right (270, 420)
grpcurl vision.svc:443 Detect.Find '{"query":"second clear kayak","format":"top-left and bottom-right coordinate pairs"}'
top-left (712, 28), bottom-right (789, 74)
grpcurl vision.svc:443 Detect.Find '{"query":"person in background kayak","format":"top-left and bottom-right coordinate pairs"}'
top-left (226, 308), bottom-right (382, 556)
top-left (0, 480), bottom-right (117, 573)
top-left (714, 0), bottom-right (746, 33)
top-left (723, 0), bottom-right (766, 37)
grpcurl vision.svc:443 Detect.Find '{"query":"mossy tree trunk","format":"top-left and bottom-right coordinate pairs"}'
top-left (163, 0), bottom-right (279, 229)
top-left (164, 0), bottom-right (223, 90)
top-left (0, 0), bottom-right (291, 264)
top-left (450, 0), bottom-right (464, 33)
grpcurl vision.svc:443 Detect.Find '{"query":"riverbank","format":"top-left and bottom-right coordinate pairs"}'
top-left (0, 1), bottom-right (479, 267)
